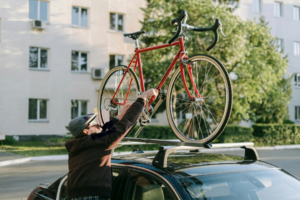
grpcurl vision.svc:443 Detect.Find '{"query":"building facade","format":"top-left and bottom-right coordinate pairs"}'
top-left (0, 0), bottom-right (146, 138)
top-left (1, 0), bottom-right (299, 139)
top-left (233, 0), bottom-right (300, 124)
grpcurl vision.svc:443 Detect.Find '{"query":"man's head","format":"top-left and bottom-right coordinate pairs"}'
top-left (68, 113), bottom-right (101, 138)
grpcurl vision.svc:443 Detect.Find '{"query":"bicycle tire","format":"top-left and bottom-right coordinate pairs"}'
top-left (166, 54), bottom-right (233, 144)
top-left (97, 66), bottom-right (141, 131)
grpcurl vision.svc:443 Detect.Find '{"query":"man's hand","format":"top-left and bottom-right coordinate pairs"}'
top-left (116, 103), bottom-right (132, 120)
top-left (139, 88), bottom-right (159, 101)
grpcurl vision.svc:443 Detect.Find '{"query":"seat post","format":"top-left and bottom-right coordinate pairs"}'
top-left (135, 39), bottom-right (139, 48)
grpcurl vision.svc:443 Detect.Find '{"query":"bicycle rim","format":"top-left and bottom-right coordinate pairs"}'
top-left (98, 66), bottom-right (140, 126)
top-left (166, 55), bottom-right (232, 143)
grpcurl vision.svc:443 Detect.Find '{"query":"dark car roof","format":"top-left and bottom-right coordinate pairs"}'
top-left (112, 151), bottom-right (278, 178)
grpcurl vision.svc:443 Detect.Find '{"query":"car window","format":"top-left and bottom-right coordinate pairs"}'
top-left (180, 168), bottom-right (300, 200)
top-left (124, 169), bottom-right (177, 200)
top-left (58, 168), bottom-right (125, 200)
top-left (111, 167), bottom-right (126, 200)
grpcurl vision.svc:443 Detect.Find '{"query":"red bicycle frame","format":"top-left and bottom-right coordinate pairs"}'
top-left (111, 37), bottom-right (201, 106)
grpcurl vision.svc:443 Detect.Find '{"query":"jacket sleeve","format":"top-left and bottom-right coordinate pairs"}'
top-left (91, 98), bottom-right (145, 150)
top-left (101, 117), bottom-right (119, 131)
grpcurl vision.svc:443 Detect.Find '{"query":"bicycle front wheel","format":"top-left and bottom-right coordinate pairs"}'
top-left (166, 55), bottom-right (233, 143)
top-left (98, 66), bottom-right (140, 126)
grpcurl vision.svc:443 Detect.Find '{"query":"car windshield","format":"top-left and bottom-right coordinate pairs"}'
top-left (180, 168), bottom-right (300, 200)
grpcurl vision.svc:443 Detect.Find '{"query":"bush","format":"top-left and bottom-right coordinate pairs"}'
top-left (253, 124), bottom-right (300, 146)
top-left (2, 136), bottom-right (16, 145)
top-left (283, 119), bottom-right (295, 124)
top-left (128, 125), bottom-right (177, 139)
top-left (252, 124), bottom-right (300, 137)
top-left (215, 125), bottom-right (254, 143)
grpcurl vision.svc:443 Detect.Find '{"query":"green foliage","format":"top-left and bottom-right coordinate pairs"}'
top-left (217, 125), bottom-right (254, 143)
top-left (139, 0), bottom-right (291, 122)
top-left (253, 124), bottom-right (300, 146)
top-left (212, 125), bottom-right (253, 143)
top-left (1, 136), bottom-right (16, 145)
top-left (283, 119), bottom-right (295, 124)
top-left (252, 124), bottom-right (300, 137)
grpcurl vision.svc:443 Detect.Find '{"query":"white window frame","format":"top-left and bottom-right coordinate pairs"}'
top-left (276, 39), bottom-right (283, 53)
top-left (294, 6), bottom-right (300, 21)
top-left (253, 0), bottom-right (261, 13)
top-left (295, 73), bottom-right (300, 87)
top-left (28, 99), bottom-right (48, 121)
top-left (109, 54), bottom-right (124, 69)
top-left (71, 100), bottom-right (88, 119)
top-left (109, 13), bottom-right (124, 32)
top-left (29, 0), bottom-right (49, 21)
top-left (71, 51), bottom-right (88, 72)
top-left (72, 6), bottom-right (89, 28)
top-left (294, 42), bottom-right (300, 57)
top-left (274, 2), bottom-right (283, 18)
top-left (295, 106), bottom-right (300, 121)
top-left (29, 47), bottom-right (49, 70)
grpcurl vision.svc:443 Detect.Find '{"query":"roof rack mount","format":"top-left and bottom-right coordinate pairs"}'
top-left (119, 137), bottom-right (259, 169)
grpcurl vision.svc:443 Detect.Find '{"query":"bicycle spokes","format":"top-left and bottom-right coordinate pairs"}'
top-left (170, 58), bottom-right (228, 141)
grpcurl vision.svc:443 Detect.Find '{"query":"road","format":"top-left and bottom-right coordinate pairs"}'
top-left (0, 149), bottom-right (300, 200)
top-left (0, 160), bottom-right (68, 200)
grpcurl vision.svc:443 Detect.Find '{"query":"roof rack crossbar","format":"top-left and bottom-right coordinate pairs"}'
top-left (119, 138), bottom-right (259, 168)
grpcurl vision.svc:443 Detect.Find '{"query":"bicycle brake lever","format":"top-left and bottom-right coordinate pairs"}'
top-left (219, 24), bottom-right (226, 37)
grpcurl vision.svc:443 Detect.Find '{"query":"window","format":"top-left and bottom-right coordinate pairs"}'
top-left (126, 170), bottom-right (176, 200)
top-left (29, 99), bottom-right (47, 120)
top-left (109, 13), bottom-right (124, 31)
top-left (294, 6), bottom-right (300, 21)
top-left (29, 0), bottom-right (48, 21)
top-left (274, 2), bottom-right (283, 17)
top-left (71, 51), bottom-right (88, 71)
top-left (276, 39), bottom-right (283, 52)
top-left (294, 42), bottom-right (300, 56)
top-left (109, 55), bottom-right (124, 70)
top-left (295, 106), bottom-right (300, 120)
top-left (29, 47), bottom-right (48, 69)
top-left (295, 73), bottom-right (300, 87)
top-left (72, 6), bottom-right (88, 27)
top-left (253, 0), bottom-right (261, 13)
top-left (71, 100), bottom-right (87, 119)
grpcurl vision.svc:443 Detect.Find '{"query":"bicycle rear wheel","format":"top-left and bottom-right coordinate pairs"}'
top-left (166, 55), bottom-right (232, 143)
top-left (97, 66), bottom-right (140, 126)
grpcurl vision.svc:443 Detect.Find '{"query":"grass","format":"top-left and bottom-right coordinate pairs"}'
top-left (2, 141), bottom-right (68, 157)
top-left (3, 136), bottom-right (300, 157)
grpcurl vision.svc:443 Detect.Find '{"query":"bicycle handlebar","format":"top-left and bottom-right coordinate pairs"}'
top-left (193, 19), bottom-right (223, 51)
top-left (168, 10), bottom-right (187, 44)
top-left (168, 10), bottom-right (225, 51)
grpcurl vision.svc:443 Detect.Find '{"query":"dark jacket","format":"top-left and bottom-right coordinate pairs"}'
top-left (65, 98), bottom-right (145, 199)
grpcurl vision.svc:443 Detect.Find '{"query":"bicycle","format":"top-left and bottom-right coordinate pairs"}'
top-left (98, 10), bottom-right (232, 144)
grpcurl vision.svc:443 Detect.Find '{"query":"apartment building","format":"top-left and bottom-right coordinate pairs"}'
top-left (233, 0), bottom-right (300, 124)
top-left (1, 0), bottom-right (299, 139)
top-left (0, 0), bottom-right (146, 138)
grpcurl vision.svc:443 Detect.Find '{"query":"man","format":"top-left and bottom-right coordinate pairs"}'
top-left (65, 89), bottom-right (158, 200)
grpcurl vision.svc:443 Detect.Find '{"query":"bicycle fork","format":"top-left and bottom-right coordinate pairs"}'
top-left (180, 57), bottom-right (203, 102)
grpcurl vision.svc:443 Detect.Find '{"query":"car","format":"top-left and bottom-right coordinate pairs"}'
top-left (28, 140), bottom-right (300, 200)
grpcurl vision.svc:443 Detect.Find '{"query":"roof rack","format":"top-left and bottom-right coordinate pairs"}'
top-left (118, 137), bottom-right (259, 169)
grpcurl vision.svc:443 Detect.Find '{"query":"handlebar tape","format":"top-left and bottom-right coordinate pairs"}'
top-left (168, 10), bottom-right (188, 44)
top-left (194, 19), bottom-right (220, 51)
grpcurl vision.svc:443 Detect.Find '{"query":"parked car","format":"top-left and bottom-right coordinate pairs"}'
top-left (28, 142), bottom-right (300, 200)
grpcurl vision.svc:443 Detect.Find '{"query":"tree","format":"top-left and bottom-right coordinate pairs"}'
top-left (139, 0), bottom-right (291, 123)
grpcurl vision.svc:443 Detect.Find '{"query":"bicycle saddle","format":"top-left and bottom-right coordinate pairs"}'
top-left (123, 30), bottom-right (145, 40)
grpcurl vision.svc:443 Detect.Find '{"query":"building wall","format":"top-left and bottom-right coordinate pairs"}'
top-left (0, 0), bottom-right (146, 136)
top-left (233, 0), bottom-right (300, 124)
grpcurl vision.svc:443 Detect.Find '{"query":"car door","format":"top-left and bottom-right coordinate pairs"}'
top-left (56, 166), bottom-right (128, 200)
top-left (123, 168), bottom-right (179, 200)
